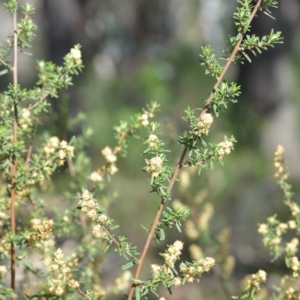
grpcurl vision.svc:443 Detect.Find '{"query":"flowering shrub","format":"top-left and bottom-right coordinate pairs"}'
top-left (0, 0), bottom-right (294, 300)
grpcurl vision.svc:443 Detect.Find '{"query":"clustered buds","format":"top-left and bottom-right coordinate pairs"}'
top-left (150, 241), bottom-right (215, 288)
top-left (184, 202), bottom-right (214, 240)
top-left (0, 265), bottom-right (8, 277)
top-left (285, 287), bottom-right (298, 300)
top-left (145, 156), bottom-right (164, 178)
top-left (162, 240), bottom-right (184, 267)
top-left (65, 46), bottom-right (82, 67)
top-left (274, 145), bottom-right (287, 179)
top-left (19, 108), bottom-right (32, 130)
top-left (115, 271), bottom-right (132, 292)
top-left (289, 256), bottom-right (300, 278)
top-left (43, 136), bottom-right (74, 166)
top-left (26, 219), bottom-right (53, 244)
top-left (89, 171), bottom-right (103, 182)
top-left (289, 203), bottom-right (300, 217)
top-left (139, 110), bottom-right (154, 127)
top-left (102, 146), bottom-right (117, 163)
top-left (179, 257), bottom-right (215, 284)
top-left (257, 213), bottom-right (300, 260)
top-left (258, 217), bottom-right (288, 251)
top-left (49, 249), bottom-right (80, 295)
top-left (195, 113), bottom-right (214, 137)
top-left (78, 190), bottom-right (109, 233)
top-left (215, 140), bottom-right (233, 159)
top-left (285, 238), bottom-right (299, 256)
top-left (147, 134), bottom-right (159, 150)
top-left (247, 270), bottom-right (267, 292)
top-left (150, 241), bottom-right (184, 279)
top-left (101, 146), bottom-right (118, 175)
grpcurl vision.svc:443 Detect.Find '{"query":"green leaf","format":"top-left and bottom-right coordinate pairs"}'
top-left (0, 69), bottom-right (9, 76)
top-left (135, 287), bottom-right (141, 300)
top-left (167, 287), bottom-right (173, 295)
top-left (122, 261), bottom-right (134, 270)
top-left (242, 51), bottom-right (252, 63)
top-left (201, 138), bottom-right (207, 147)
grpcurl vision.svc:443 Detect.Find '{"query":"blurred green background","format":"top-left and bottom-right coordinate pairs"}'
top-left (1, 0), bottom-right (300, 298)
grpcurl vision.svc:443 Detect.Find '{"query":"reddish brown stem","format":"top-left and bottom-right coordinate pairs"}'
top-left (127, 1), bottom-right (262, 299)
top-left (10, 6), bottom-right (18, 299)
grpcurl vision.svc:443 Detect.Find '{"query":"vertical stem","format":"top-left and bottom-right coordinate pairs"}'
top-left (10, 3), bottom-right (18, 299)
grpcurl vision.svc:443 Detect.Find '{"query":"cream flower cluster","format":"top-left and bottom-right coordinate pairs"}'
top-left (289, 256), bottom-right (300, 278)
top-left (248, 270), bottom-right (267, 292)
top-left (89, 171), bottom-right (103, 182)
top-left (66, 47), bottom-right (82, 66)
top-left (147, 134), bottom-right (159, 150)
top-left (198, 203), bottom-right (214, 231)
top-left (139, 110), bottom-right (154, 127)
top-left (43, 136), bottom-right (60, 156)
top-left (150, 241), bottom-right (214, 288)
top-left (139, 113), bottom-right (150, 127)
top-left (0, 237), bottom-right (10, 256)
top-left (258, 223), bottom-right (281, 249)
top-left (216, 140), bottom-right (233, 158)
top-left (162, 240), bottom-right (184, 267)
top-left (115, 270), bottom-right (132, 292)
top-left (0, 265), bottom-right (8, 277)
top-left (258, 216), bottom-right (297, 253)
top-left (43, 136), bottom-right (74, 166)
top-left (19, 108), bottom-right (32, 130)
top-left (26, 171), bottom-right (45, 186)
top-left (79, 190), bottom-right (98, 221)
top-left (284, 286), bottom-right (300, 299)
top-left (150, 241), bottom-right (184, 280)
top-left (102, 146), bottom-right (117, 163)
top-left (145, 156), bottom-right (163, 178)
top-left (184, 203), bottom-right (214, 240)
top-left (222, 255), bottom-right (235, 280)
top-left (179, 257), bottom-right (215, 284)
top-left (274, 145), bottom-right (287, 179)
top-left (285, 238), bottom-right (299, 256)
top-left (0, 211), bottom-right (9, 227)
top-left (26, 219), bottom-right (53, 244)
top-left (185, 220), bottom-right (199, 240)
top-left (290, 203), bottom-right (300, 217)
top-left (49, 249), bottom-right (80, 295)
top-left (78, 190), bottom-right (109, 231)
top-left (195, 113), bottom-right (213, 137)
top-left (101, 146), bottom-right (118, 175)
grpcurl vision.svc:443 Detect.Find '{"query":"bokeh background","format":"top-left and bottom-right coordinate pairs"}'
top-left (1, 0), bottom-right (300, 299)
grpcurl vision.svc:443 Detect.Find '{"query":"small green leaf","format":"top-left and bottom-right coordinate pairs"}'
top-left (135, 287), bottom-right (141, 300)
top-left (160, 228), bottom-right (165, 240)
top-left (122, 261), bottom-right (134, 270)
top-left (0, 69), bottom-right (9, 76)
top-left (242, 51), bottom-right (252, 63)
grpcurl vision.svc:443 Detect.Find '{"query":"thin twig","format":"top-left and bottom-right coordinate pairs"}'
top-left (0, 57), bottom-right (9, 67)
top-left (101, 225), bottom-right (138, 261)
top-left (27, 91), bottom-right (50, 110)
top-left (25, 116), bottom-right (39, 166)
top-left (127, 1), bottom-right (263, 299)
top-left (10, 5), bottom-right (18, 299)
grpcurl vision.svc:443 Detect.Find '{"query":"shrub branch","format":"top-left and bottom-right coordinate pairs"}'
top-left (10, 2), bottom-right (18, 298)
top-left (127, 0), bottom-right (263, 299)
